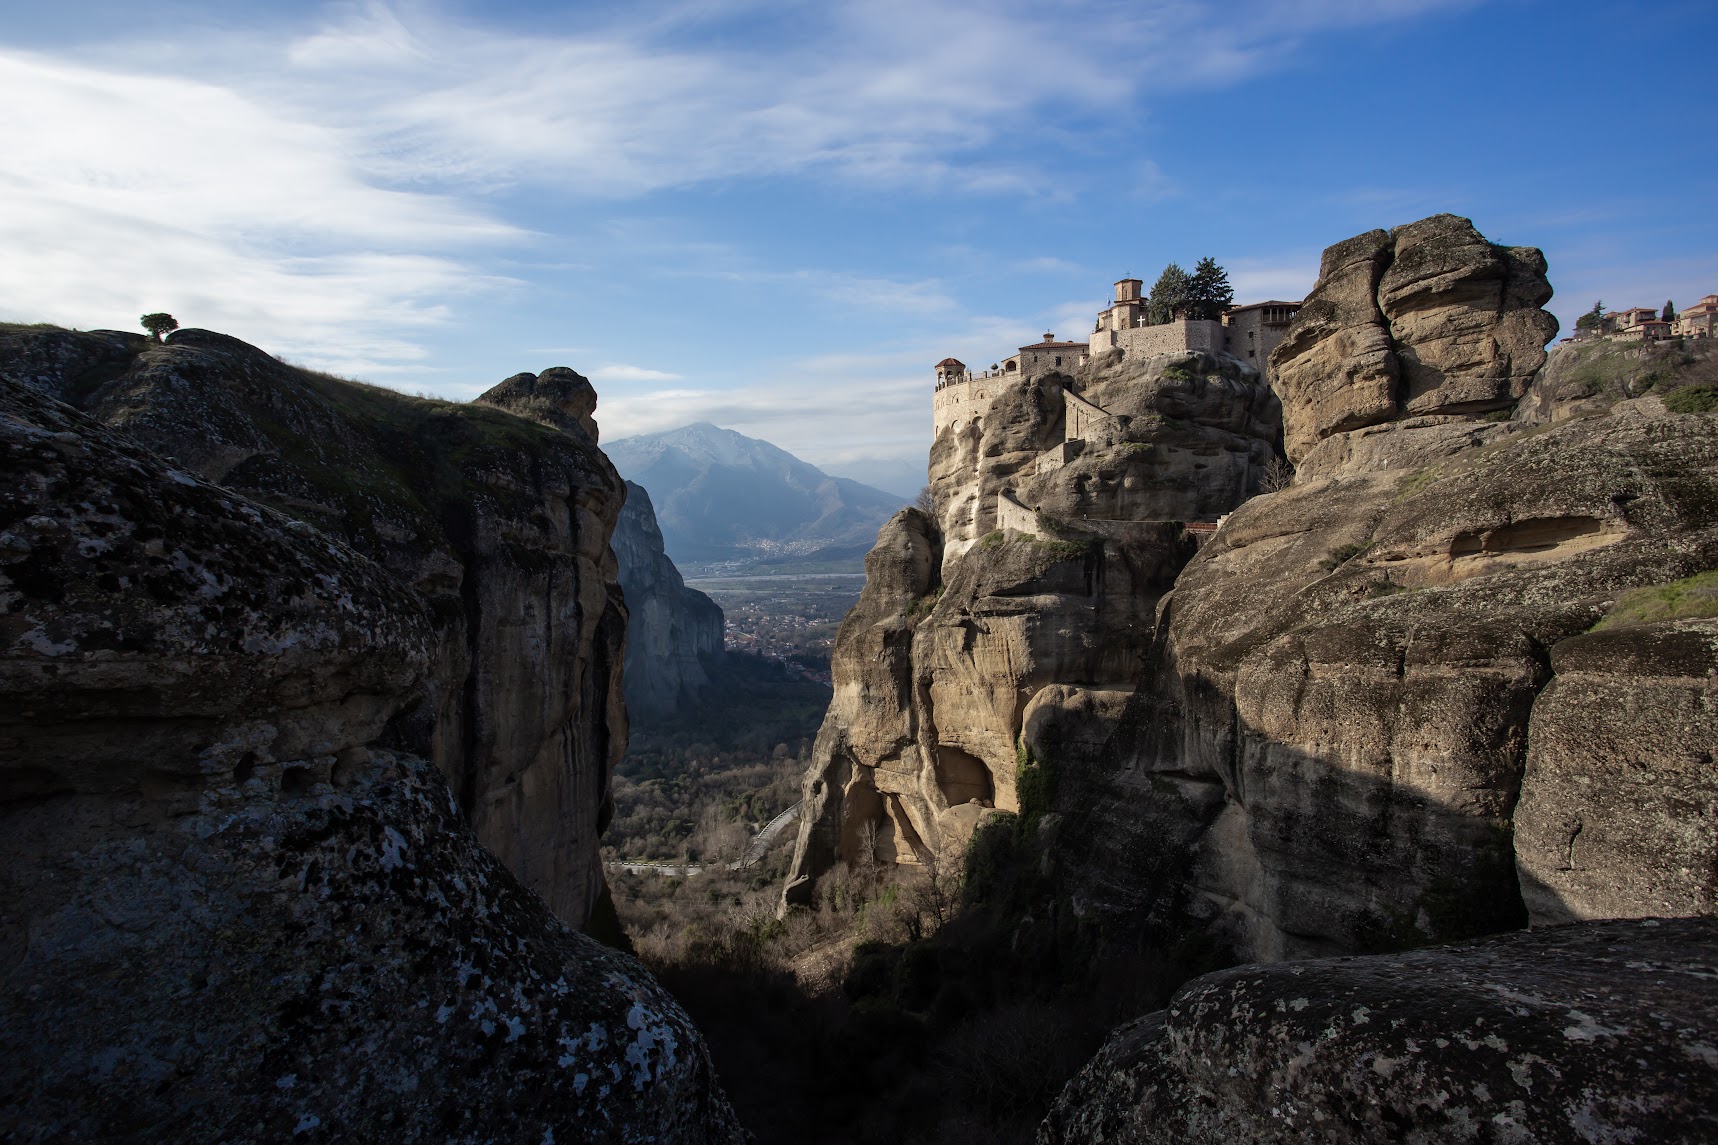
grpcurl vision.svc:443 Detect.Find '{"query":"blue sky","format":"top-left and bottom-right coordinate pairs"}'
top-left (3, 0), bottom-right (1715, 494)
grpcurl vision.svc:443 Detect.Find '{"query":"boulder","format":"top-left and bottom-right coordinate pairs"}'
top-left (1040, 919), bottom-right (1718, 1145)
top-left (1272, 214), bottom-right (1557, 463)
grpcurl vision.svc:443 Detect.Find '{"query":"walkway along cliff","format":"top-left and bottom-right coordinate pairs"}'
top-left (781, 214), bottom-right (1718, 1139)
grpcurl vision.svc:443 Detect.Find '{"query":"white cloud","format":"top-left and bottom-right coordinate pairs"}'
top-left (263, 0), bottom-right (1479, 197)
top-left (1227, 259), bottom-right (1321, 304)
top-left (0, 0), bottom-right (1478, 377)
top-left (0, 49), bottom-right (518, 373)
top-left (590, 363), bottom-right (684, 382)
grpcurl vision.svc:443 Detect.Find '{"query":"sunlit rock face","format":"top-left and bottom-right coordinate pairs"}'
top-left (3, 328), bottom-right (629, 925)
top-left (1041, 918), bottom-right (1718, 1145)
top-left (784, 346), bottom-right (1279, 906)
top-left (787, 216), bottom-right (1718, 973)
top-left (1272, 213), bottom-right (1557, 466)
top-left (0, 378), bottom-right (745, 1143)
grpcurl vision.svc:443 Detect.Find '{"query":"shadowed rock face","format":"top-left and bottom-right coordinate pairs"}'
top-left (0, 379), bottom-right (746, 1143)
top-left (612, 480), bottom-right (725, 720)
top-left (1272, 213), bottom-right (1558, 464)
top-left (1144, 410), bottom-right (1718, 961)
top-left (1041, 918), bottom-right (1718, 1145)
top-left (2, 328), bottom-right (627, 924)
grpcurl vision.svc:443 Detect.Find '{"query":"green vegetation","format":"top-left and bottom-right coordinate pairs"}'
top-left (1032, 538), bottom-right (1092, 560)
top-left (1574, 300), bottom-right (1605, 331)
top-left (1147, 263), bottom-right (1190, 325)
top-left (1144, 257), bottom-right (1232, 323)
top-left (903, 585), bottom-right (943, 621)
top-left (1185, 256), bottom-right (1234, 321)
top-left (1667, 384), bottom-right (1718, 414)
top-left (978, 529), bottom-right (1008, 551)
top-left (1014, 742), bottom-right (1056, 838)
top-left (1321, 539), bottom-right (1373, 570)
top-left (1550, 338), bottom-right (1718, 412)
top-left (139, 312), bottom-right (178, 340)
top-left (1593, 569), bottom-right (1718, 630)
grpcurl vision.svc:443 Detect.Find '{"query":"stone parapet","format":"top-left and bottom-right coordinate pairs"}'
top-left (1088, 319), bottom-right (1225, 361)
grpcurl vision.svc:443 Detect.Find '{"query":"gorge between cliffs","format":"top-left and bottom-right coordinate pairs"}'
top-left (2, 213), bottom-right (1716, 1144)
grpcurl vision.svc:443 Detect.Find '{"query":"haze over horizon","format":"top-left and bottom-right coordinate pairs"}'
top-left (3, 0), bottom-right (1714, 482)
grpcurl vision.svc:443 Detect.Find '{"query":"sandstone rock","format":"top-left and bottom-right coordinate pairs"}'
top-left (0, 380), bottom-right (430, 795)
top-left (1040, 918), bottom-right (1718, 1145)
top-left (612, 480), bottom-right (724, 720)
top-left (1142, 411), bottom-right (1718, 960)
top-left (0, 379), bottom-right (745, 1143)
top-left (1269, 228), bottom-right (1398, 459)
top-left (931, 350), bottom-right (1277, 568)
top-left (1272, 214), bottom-right (1557, 463)
top-left (1514, 619), bottom-right (1718, 924)
top-left (785, 348), bottom-right (1276, 905)
top-left (480, 365), bottom-right (602, 441)
top-left (3, 327), bottom-right (628, 925)
top-left (784, 508), bottom-right (940, 902)
top-left (1381, 214), bottom-right (1556, 416)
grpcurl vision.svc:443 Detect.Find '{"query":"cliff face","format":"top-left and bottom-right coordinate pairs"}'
top-left (785, 347), bottom-right (1279, 903)
top-left (613, 480), bottom-right (725, 720)
top-left (0, 377), bottom-right (744, 1142)
top-left (2, 329), bottom-right (626, 924)
top-left (786, 215), bottom-right (1718, 965)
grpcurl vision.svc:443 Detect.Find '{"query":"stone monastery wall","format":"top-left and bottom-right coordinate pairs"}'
top-left (934, 376), bottom-right (1010, 436)
top-left (1089, 318), bottom-right (1225, 361)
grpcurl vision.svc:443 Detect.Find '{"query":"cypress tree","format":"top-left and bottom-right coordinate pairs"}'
top-left (1148, 264), bottom-right (1190, 325)
top-left (1187, 257), bottom-right (1235, 321)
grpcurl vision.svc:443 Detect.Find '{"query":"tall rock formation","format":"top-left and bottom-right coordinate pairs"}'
top-left (613, 480), bottom-right (725, 720)
top-left (2, 329), bottom-right (625, 924)
top-left (786, 214), bottom-right (1718, 968)
top-left (784, 345), bottom-right (1280, 903)
top-left (0, 376), bottom-right (745, 1142)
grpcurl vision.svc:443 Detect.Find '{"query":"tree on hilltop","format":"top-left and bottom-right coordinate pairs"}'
top-left (1148, 264), bottom-right (1190, 325)
top-left (140, 313), bottom-right (178, 341)
top-left (1575, 301), bottom-right (1605, 330)
top-left (1186, 257), bottom-right (1235, 321)
top-left (1664, 300), bottom-right (1677, 322)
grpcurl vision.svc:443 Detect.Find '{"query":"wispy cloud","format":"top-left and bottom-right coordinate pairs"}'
top-left (0, 49), bottom-right (517, 373)
top-left (590, 363), bottom-right (684, 382)
top-left (0, 0), bottom-right (1478, 374)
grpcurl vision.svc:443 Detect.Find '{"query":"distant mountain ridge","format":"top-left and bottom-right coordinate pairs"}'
top-left (605, 422), bottom-right (906, 570)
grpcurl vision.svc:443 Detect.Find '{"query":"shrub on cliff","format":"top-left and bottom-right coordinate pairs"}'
top-left (139, 312), bottom-right (177, 340)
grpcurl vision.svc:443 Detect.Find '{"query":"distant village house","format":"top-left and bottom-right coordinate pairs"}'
top-left (1565, 294), bottom-right (1715, 343)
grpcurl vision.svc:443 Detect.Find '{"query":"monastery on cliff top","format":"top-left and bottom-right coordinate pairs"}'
top-left (933, 278), bottom-right (1301, 436)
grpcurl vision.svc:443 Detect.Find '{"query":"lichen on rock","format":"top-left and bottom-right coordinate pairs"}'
top-left (1040, 919), bottom-right (1718, 1145)
top-left (0, 362), bottom-right (745, 1141)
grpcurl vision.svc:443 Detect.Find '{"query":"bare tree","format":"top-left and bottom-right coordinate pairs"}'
top-left (1257, 456), bottom-right (1294, 494)
top-left (914, 484), bottom-right (938, 515)
top-left (856, 818), bottom-right (882, 871)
